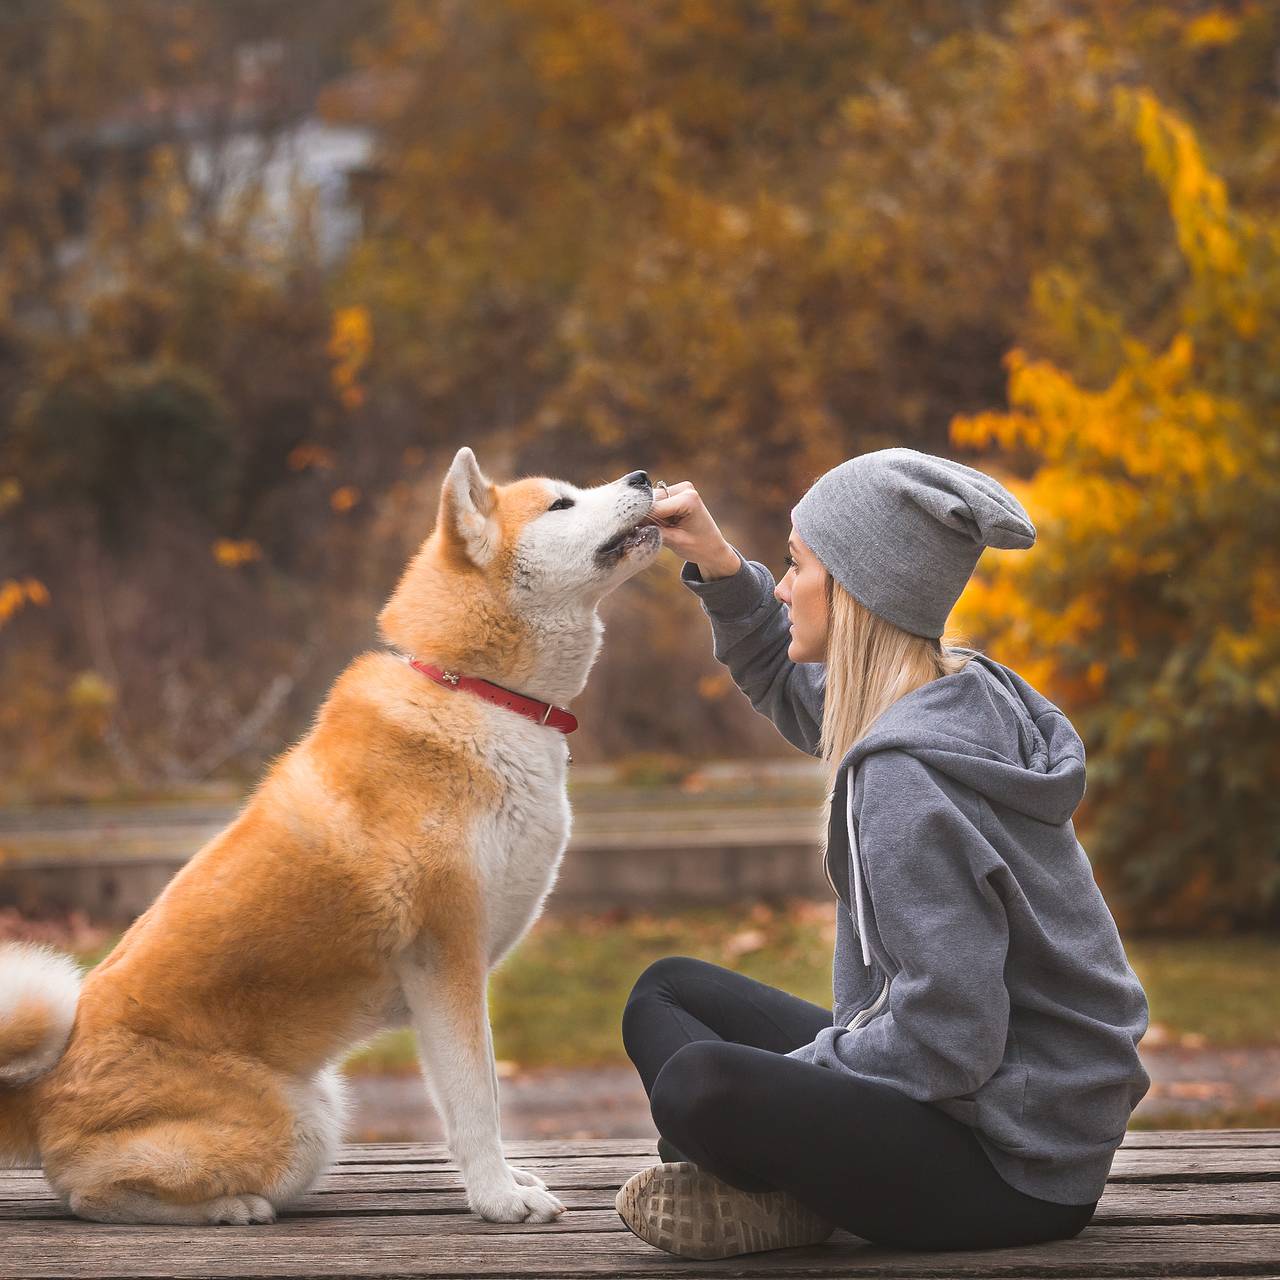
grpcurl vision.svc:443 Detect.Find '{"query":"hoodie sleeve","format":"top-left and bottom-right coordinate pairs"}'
top-left (786, 749), bottom-right (1011, 1100)
top-left (679, 546), bottom-right (825, 758)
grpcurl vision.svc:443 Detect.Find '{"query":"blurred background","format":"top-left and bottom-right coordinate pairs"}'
top-left (1, 0), bottom-right (1277, 1139)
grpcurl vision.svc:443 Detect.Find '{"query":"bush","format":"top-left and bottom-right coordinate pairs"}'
top-left (950, 91), bottom-right (1280, 931)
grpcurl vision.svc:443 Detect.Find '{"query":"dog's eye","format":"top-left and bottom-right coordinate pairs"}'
top-left (547, 497), bottom-right (575, 512)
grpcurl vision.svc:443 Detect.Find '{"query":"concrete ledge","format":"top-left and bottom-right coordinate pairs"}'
top-left (0, 833), bottom-right (832, 923)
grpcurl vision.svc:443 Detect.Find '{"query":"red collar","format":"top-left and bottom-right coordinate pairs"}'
top-left (407, 658), bottom-right (579, 736)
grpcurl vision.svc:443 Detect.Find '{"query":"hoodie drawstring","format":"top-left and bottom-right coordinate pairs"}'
top-left (847, 767), bottom-right (871, 970)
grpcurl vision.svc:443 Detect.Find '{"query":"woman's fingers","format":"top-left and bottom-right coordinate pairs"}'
top-left (645, 482), bottom-right (733, 569)
top-left (650, 482), bottom-right (697, 513)
top-left (650, 490), bottom-right (698, 525)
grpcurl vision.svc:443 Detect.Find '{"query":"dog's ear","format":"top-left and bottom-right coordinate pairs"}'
top-left (439, 446), bottom-right (499, 567)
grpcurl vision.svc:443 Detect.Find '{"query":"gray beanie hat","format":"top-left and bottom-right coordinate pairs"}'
top-left (790, 448), bottom-right (1036, 640)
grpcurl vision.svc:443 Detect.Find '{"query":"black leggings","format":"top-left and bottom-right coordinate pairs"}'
top-left (621, 955), bottom-right (1098, 1252)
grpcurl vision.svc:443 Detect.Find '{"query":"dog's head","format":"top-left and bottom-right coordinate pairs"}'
top-left (377, 447), bottom-right (662, 666)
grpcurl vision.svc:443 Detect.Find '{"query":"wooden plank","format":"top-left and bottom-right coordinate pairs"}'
top-left (4, 1148), bottom-right (1277, 1200)
top-left (332, 1132), bottom-right (1280, 1162)
top-left (4, 1179), bottom-right (1278, 1226)
top-left (5, 1179), bottom-right (1280, 1231)
top-left (12, 1131), bottom-right (1278, 1169)
top-left (316, 1149), bottom-right (1280, 1188)
top-left (3, 1135), bottom-right (1278, 1280)
top-left (3, 1224), bottom-right (1280, 1279)
top-left (1119, 1130), bottom-right (1280, 1149)
top-left (332, 1139), bottom-right (659, 1165)
top-left (1107, 1148), bottom-right (1280, 1182)
top-left (3, 1151), bottom-right (1277, 1204)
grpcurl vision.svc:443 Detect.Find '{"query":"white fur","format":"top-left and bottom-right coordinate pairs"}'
top-left (389, 461), bottom-right (660, 1223)
top-left (264, 1067), bottom-right (350, 1207)
top-left (391, 708), bottom-right (575, 1224)
top-left (0, 943), bottom-right (83, 1086)
top-left (69, 1189), bottom-right (277, 1226)
top-left (473, 706), bottom-right (573, 962)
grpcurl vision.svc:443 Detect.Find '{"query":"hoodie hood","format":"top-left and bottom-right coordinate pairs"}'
top-left (834, 648), bottom-right (1087, 967)
top-left (842, 648), bottom-right (1086, 824)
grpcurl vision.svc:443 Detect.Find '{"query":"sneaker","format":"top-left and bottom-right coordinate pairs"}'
top-left (615, 1160), bottom-right (837, 1260)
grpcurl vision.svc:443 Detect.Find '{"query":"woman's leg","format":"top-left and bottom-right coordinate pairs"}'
top-left (649, 1039), bottom-right (1097, 1252)
top-left (621, 955), bottom-right (832, 1096)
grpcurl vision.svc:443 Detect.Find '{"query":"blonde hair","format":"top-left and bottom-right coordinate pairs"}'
top-left (817, 570), bottom-right (976, 790)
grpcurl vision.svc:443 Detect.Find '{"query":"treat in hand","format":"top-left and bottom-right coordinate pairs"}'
top-left (639, 479), bottom-right (740, 580)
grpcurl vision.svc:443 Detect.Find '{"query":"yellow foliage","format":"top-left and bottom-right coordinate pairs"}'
top-left (1115, 87), bottom-right (1266, 345)
top-left (330, 485), bottom-right (361, 514)
top-left (328, 305), bottom-right (373, 412)
top-left (1182, 11), bottom-right (1242, 49)
top-left (287, 443), bottom-right (337, 471)
top-left (0, 581), bottom-right (25, 624)
top-left (67, 670), bottom-right (115, 710)
top-left (944, 77), bottom-right (1280, 917)
top-left (0, 578), bottom-right (50, 627)
top-left (211, 538), bottom-right (262, 568)
top-left (696, 673), bottom-right (731, 701)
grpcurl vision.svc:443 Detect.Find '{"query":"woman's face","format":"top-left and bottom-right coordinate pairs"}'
top-left (775, 526), bottom-right (830, 662)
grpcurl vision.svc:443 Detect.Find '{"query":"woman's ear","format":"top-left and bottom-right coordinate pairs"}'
top-left (438, 446), bottom-right (498, 567)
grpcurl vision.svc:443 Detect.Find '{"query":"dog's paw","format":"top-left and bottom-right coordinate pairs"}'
top-left (472, 1181), bottom-right (567, 1223)
top-left (507, 1164), bottom-right (548, 1189)
top-left (208, 1195), bottom-right (277, 1226)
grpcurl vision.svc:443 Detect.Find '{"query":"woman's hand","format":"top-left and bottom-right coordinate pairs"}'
top-left (649, 481), bottom-right (742, 580)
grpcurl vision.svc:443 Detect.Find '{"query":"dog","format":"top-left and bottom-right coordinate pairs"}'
top-left (0, 446), bottom-right (662, 1225)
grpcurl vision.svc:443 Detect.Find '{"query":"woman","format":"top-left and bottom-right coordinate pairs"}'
top-left (615, 449), bottom-right (1151, 1260)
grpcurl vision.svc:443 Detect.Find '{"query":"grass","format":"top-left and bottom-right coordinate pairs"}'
top-left (1129, 1100), bottom-right (1280, 1131)
top-left (1123, 934), bottom-right (1280, 1048)
top-left (53, 904), bottom-right (1280, 1076)
top-left (15, 903), bottom-right (1270, 1133)
top-left (343, 906), bottom-right (1280, 1075)
top-left (346, 901), bottom-right (835, 1074)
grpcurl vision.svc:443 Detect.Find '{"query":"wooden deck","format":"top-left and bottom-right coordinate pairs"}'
top-left (2, 1131), bottom-right (1277, 1277)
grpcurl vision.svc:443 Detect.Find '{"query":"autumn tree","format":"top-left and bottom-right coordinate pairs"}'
top-left (950, 90), bottom-right (1280, 931)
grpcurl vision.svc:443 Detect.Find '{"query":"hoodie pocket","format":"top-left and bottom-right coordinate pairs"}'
top-left (974, 1062), bottom-right (1031, 1151)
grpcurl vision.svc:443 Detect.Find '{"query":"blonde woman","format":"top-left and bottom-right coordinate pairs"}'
top-left (615, 450), bottom-right (1151, 1260)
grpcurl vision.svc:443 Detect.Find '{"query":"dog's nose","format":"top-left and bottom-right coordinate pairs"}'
top-left (623, 471), bottom-right (651, 490)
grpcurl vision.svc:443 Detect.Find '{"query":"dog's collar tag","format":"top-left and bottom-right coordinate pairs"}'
top-left (404, 657), bottom-right (579, 748)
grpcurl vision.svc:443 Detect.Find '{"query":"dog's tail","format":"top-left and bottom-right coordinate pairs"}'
top-left (0, 942), bottom-right (82, 1164)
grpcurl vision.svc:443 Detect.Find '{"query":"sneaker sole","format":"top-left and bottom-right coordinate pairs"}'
top-left (615, 1161), bottom-right (836, 1260)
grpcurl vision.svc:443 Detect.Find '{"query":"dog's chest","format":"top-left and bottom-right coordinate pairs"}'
top-left (471, 711), bottom-right (572, 951)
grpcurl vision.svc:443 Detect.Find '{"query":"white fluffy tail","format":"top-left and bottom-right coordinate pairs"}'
top-left (0, 942), bottom-right (81, 1087)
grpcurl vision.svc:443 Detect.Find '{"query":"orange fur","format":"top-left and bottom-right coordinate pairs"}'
top-left (0, 1087), bottom-right (37, 1166)
top-left (0, 1001), bottom-right (54, 1063)
top-left (4, 452), bottom-right (600, 1221)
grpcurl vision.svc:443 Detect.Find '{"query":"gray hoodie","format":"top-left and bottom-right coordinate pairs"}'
top-left (681, 547), bottom-right (1151, 1206)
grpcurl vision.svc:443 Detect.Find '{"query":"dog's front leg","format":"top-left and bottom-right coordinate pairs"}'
top-left (396, 949), bottom-right (565, 1223)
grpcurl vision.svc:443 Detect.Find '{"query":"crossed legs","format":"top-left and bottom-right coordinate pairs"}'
top-left (622, 956), bottom-right (1097, 1251)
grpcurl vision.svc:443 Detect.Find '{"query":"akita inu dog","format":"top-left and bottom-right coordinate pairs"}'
top-left (0, 447), bottom-right (662, 1225)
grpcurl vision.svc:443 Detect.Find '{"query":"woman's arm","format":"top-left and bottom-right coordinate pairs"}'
top-left (680, 549), bottom-right (826, 758)
top-left (651, 480), bottom-right (824, 756)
